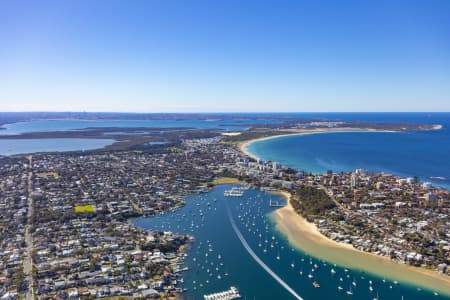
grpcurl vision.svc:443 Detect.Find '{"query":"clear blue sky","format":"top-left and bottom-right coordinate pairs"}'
top-left (1, 0), bottom-right (449, 112)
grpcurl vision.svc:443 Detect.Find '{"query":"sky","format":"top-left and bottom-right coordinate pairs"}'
top-left (1, 0), bottom-right (450, 112)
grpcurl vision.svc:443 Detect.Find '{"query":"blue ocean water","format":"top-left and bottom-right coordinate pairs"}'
top-left (248, 113), bottom-right (450, 190)
top-left (0, 138), bottom-right (115, 155)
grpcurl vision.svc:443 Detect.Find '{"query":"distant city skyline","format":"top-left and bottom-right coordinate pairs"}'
top-left (1, 0), bottom-right (450, 112)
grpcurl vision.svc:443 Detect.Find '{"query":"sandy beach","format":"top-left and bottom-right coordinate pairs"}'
top-left (238, 131), bottom-right (450, 295)
top-left (238, 127), bottom-right (395, 161)
top-left (271, 192), bottom-right (450, 295)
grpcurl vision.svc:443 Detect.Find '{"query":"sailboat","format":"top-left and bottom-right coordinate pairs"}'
top-left (346, 285), bottom-right (353, 296)
top-left (373, 291), bottom-right (379, 300)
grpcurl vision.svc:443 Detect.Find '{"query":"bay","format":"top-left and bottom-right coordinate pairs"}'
top-left (0, 118), bottom-right (282, 135)
top-left (247, 123), bottom-right (450, 190)
top-left (0, 138), bottom-right (115, 155)
top-left (134, 185), bottom-right (448, 299)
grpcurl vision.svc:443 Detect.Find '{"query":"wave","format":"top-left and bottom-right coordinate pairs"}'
top-left (429, 176), bottom-right (446, 181)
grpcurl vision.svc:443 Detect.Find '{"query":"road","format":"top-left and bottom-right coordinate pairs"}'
top-left (24, 155), bottom-right (34, 300)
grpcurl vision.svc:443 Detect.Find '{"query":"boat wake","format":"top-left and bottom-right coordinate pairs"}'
top-left (429, 176), bottom-right (446, 181)
top-left (227, 207), bottom-right (304, 300)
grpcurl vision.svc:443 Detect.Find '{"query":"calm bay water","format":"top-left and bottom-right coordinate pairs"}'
top-left (134, 185), bottom-right (447, 300)
top-left (0, 138), bottom-right (115, 155)
top-left (2, 113), bottom-right (448, 298)
top-left (0, 118), bottom-right (282, 135)
top-left (0, 116), bottom-right (282, 154)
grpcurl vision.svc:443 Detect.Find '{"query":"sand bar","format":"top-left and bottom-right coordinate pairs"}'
top-left (271, 192), bottom-right (450, 295)
top-left (237, 131), bottom-right (450, 295)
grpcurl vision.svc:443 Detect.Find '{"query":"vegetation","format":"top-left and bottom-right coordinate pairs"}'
top-left (222, 129), bottom-right (292, 142)
top-left (212, 177), bottom-right (241, 185)
top-left (74, 204), bottom-right (96, 213)
top-left (290, 185), bottom-right (335, 217)
top-left (169, 146), bottom-right (185, 153)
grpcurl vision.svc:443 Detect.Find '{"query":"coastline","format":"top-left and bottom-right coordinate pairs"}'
top-left (271, 192), bottom-right (450, 295)
top-left (237, 130), bottom-right (450, 295)
top-left (238, 127), bottom-right (396, 161)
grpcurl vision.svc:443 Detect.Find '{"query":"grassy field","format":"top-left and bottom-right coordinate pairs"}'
top-left (169, 147), bottom-right (185, 153)
top-left (36, 172), bottom-right (59, 179)
top-left (74, 204), bottom-right (96, 213)
top-left (212, 177), bottom-right (241, 185)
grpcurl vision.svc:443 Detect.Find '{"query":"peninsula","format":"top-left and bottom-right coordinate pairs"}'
top-left (1, 116), bottom-right (448, 298)
top-left (231, 128), bottom-right (450, 295)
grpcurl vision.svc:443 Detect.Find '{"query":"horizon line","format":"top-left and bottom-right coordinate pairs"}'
top-left (0, 111), bottom-right (450, 114)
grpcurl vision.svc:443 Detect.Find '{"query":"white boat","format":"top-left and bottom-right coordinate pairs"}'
top-left (373, 291), bottom-right (379, 300)
top-left (224, 187), bottom-right (245, 197)
top-left (346, 287), bottom-right (353, 296)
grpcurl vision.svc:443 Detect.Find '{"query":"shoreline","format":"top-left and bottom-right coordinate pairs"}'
top-left (238, 127), bottom-right (396, 161)
top-left (237, 130), bottom-right (450, 295)
top-left (271, 193), bottom-right (450, 295)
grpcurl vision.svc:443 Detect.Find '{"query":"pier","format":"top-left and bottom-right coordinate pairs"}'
top-left (269, 198), bottom-right (284, 207)
top-left (224, 187), bottom-right (245, 197)
top-left (203, 286), bottom-right (241, 300)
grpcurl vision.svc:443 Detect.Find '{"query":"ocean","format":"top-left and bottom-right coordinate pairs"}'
top-left (2, 113), bottom-right (449, 298)
top-left (247, 113), bottom-right (450, 190)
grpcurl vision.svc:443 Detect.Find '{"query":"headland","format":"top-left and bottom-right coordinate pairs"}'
top-left (271, 191), bottom-right (450, 296)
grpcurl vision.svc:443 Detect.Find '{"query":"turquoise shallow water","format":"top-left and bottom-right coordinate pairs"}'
top-left (134, 185), bottom-right (448, 300)
top-left (247, 129), bottom-right (450, 190)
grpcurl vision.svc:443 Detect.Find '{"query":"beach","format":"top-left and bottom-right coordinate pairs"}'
top-left (238, 127), bottom-right (395, 161)
top-left (238, 131), bottom-right (450, 296)
top-left (271, 193), bottom-right (450, 295)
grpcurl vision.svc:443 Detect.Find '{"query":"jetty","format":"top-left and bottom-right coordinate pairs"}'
top-left (224, 187), bottom-right (245, 197)
top-left (203, 286), bottom-right (241, 300)
top-left (269, 198), bottom-right (284, 207)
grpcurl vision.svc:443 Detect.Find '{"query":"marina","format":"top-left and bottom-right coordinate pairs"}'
top-left (224, 187), bottom-right (246, 197)
top-left (133, 185), bottom-right (448, 299)
top-left (204, 286), bottom-right (241, 300)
